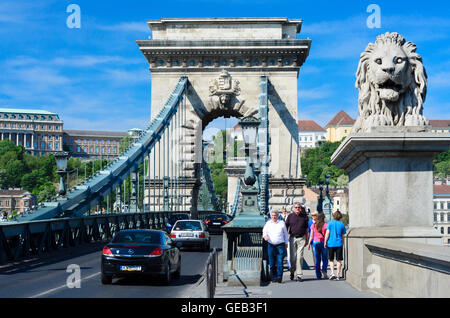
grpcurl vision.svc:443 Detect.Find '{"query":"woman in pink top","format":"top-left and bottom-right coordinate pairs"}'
top-left (307, 212), bottom-right (328, 279)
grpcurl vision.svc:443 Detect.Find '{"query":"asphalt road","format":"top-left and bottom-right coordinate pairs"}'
top-left (0, 233), bottom-right (223, 298)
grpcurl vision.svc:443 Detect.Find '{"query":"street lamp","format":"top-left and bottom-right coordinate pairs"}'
top-left (239, 116), bottom-right (260, 163)
top-left (238, 116), bottom-right (261, 215)
top-left (54, 151), bottom-right (69, 197)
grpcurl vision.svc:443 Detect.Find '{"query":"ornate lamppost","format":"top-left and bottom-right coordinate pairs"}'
top-left (239, 116), bottom-right (261, 216)
top-left (323, 174), bottom-right (333, 221)
top-left (54, 151), bottom-right (69, 198)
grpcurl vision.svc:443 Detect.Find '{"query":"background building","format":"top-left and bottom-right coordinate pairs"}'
top-left (298, 120), bottom-right (326, 149)
top-left (433, 178), bottom-right (450, 245)
top-left (63, 130), bottom-right (127, 160)
top-left (0, 189), bottom-right (37, 215)
top-left (0, 108), bottom-right (64, 155)
top-left (325, 110), bottom-right (355, 142)
top-left (429, 120), bottom-right (450, 133)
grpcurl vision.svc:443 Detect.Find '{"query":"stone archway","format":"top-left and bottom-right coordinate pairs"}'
top-left (139, 17), bottom-right (311, 215)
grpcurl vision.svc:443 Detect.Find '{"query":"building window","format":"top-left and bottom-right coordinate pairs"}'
top-left (440, 202), bottom-right (445, 210)
top-left (77, 146), bottom-right (81, 152)
top-left (441, 213), bottom-right (445, 222)
top-left (448, 227), bottom-right (450, 234)
top-left (89, 147), bottom-right (93, 153)
top-left (434, 202), bottom-right (437, 210)
top-left (41, 142), bottom-right (45, 149)
top-left (95, 147), bottom-right (99, 153)
top-left (441, 227), bottom-right (444, 234)
top-left (55, 142), bottom-right (59, 150)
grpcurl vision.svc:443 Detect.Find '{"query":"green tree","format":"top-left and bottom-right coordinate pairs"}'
top-left (37, 181), bottom-right (56, 202)
top-left (119, 134), bottom-right (132, 154)
top-left (301, 141), bottom-right (347, 187)
top-left (434, 149), bottom-right (450, 178)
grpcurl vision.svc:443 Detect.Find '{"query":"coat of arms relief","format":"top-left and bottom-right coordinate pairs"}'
top-left (208, 70), bottom-right (243, 111)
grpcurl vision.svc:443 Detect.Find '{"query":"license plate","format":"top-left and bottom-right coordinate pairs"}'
top-left (212, 223), bottom-right (221, 226)
top-left (120, 266), bottom-right (142, 271)
top-left (180, 233), bottom-right (194, 237)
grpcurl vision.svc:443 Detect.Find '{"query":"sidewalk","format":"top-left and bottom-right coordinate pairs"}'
top-left (188, 248), bottom-right (379, 298)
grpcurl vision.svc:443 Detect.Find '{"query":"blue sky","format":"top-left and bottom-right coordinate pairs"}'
top-left (0, 0), bottom-right (449, 137)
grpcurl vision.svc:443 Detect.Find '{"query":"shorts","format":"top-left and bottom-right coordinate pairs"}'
top-left (327, 246), bottom-right (343, 261)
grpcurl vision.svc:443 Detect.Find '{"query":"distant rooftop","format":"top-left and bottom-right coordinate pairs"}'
top-left (326, 110), bottom-right (355, 127)
top-left (64, 130), bottom-right (127, 138)
top-left (0, 108), bottom-right (57, 116)
top-left (434, 184), bottom-right (450, 195)
top-left (429, 120), bottom-right (450, 128)
top-left (298, 120), bottom-right (325, 132)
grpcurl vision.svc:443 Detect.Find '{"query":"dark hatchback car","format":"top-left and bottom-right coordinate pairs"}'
top-left (203, 214), bottom-right (230, 233)
top-left (165, 213), bottom-right (190, 233)
top-left (101, 229), bottom-right (181, 285)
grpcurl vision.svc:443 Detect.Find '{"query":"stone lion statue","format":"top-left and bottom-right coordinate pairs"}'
top-left (352, 32), bottom-right (429, 133)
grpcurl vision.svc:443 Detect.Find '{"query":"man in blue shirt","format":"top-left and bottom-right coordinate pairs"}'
top-left (324, 210), bottom-right (346, 280)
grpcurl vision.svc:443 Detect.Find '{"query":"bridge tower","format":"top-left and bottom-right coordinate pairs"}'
top-left (137, 18), bottom-right (311, 216)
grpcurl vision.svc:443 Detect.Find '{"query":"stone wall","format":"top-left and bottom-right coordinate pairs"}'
top-left (346, 235), bottom-right (450, 297)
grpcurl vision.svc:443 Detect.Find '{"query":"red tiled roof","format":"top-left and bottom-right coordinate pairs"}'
top-left (429, 120), bottom-right (450, 128)
top-left (325, 110), bottom-right (355, 127)
top-left (434, 184), bottom-right (450, 194)
top-left (233, 124), bottom-right (241, 130)
top-left (298, 120), bottom-right (325, 132)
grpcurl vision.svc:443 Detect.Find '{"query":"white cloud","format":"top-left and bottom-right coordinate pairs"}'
top-left (429, 72), bottom-right (450, 88)
top-left (298, 84), bottom-right (335, 100)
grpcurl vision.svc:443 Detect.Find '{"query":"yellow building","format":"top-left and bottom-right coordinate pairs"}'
top-left (325, 110), bottom-right (355, 142)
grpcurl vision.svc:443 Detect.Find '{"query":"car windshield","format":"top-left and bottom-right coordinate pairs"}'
top-left (169, 214), bottom-right (189, 223)
top-left (112, 231), bottom-right (163, 244)
top-left (174, 221), bottom-right (202, 231)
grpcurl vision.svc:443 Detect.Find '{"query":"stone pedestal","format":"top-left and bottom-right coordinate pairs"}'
top-left (331, 127), bottom-right (450, 292)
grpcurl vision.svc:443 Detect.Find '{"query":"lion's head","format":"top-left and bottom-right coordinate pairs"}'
top-left (352, 32), bottom-right (428, 133)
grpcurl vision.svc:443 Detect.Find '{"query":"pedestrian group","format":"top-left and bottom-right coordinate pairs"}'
top-left (262, 203), bottom-right (346, 283)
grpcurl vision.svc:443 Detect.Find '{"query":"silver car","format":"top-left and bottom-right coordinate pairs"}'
top-left (170, 220), bottom-right (210, 251)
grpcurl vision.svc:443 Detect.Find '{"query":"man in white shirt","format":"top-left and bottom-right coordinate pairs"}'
top-left (263, 210), bottom-right (289, 283)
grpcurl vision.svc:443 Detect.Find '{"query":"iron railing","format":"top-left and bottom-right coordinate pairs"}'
top-left (0, 211), bottom-right (188, 265)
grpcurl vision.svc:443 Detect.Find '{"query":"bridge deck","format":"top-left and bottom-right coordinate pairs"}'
top-left (201, 247), bottom-right (378, 298)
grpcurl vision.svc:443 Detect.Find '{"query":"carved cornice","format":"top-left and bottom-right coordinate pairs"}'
top-left (138, 39), bottom-right (311, 70)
